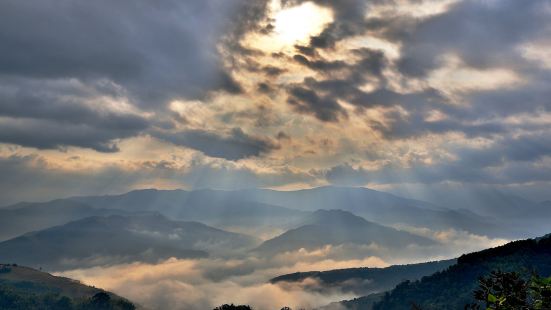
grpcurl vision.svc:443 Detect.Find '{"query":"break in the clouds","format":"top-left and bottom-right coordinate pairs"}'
top-left (1, 0), bottom-right (551, 202)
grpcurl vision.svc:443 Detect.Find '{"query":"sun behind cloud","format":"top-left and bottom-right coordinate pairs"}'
top-left (244, 0), bottom-right (333, 52)
top-left (273, 1), bottom-right (333, 45)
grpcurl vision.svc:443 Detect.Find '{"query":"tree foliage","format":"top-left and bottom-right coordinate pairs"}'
top-left (0, 286), bottom-right (135, 310)
top-left (466, 270), bottom-right (551, 310)
top-left (213, 304), bottom-right (253, 310)
top-left (372, 236), bottom-right (551, 309)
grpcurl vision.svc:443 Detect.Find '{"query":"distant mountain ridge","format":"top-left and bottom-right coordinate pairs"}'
top-left (0, 213), bottom-right (258, 271)
top-left (253, 210), bottom-right (435, 255)
top-left (1, 186), bottom-right (541, 245)
top-left (0, 200), bottom-right (128, 241)
top-left (271, 259), bottom-right (456, 295)
top-left (70, 188), bottom-right (307, 231)
top-left (66, 186), bottom-right (516, 237)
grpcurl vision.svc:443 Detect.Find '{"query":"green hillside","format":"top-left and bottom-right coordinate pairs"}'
top-left (369, 235), bottom-right (551, 310)
top-left (0, 263), bottom-right (135, 310)
top-left (271, 259), bottom-right (455, 295)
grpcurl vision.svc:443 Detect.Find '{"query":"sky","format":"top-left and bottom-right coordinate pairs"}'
top-left (1, 0), bottom-right (551, 205)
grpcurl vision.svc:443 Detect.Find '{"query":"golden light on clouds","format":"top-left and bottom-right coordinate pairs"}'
top-left (272, 1), bottom-right (333, 45)
top-left (427, 54), bottom-right (524, 100)
top-left (244, 1), bottom-right (333, 52)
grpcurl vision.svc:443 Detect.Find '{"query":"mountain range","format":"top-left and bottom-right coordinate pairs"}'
top-left (0, 200), bottom-right (127, 241)
top-left (2, 186), bottom-right (546, 242)
top-left (254, 210), bottom-right (435, 255)
top-left (0, 213), bottom-right (258, 271)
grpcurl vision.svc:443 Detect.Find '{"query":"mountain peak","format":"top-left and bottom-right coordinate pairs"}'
top-left (308, 209), bottom-right (369, 226)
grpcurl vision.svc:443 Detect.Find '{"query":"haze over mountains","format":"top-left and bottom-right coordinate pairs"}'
top-left (0, 213), bottom-right (257, 270)
top-left (2, 0), bottom-right (551, 308)
top-left (1, 186), bottom-right (548, 269)
top-left (70, 189), bottom-right (307, 237)
top-left (3, 186), bottom-right (546, 240)
top-left (0, 185), bottom-right (549, 309)
top-left (254, 210), bottom-right (435, 255)
top-left (271, 259), bottom-right (455, 295)
top-left (0, 200), bottom-right (128, 241)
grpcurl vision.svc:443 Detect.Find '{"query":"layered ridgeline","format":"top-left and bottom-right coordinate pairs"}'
top-left (0, 200), bottom-right (128, 241)
top-left (0, 213), bottom-right (258, 271)
top-left (271, 259), bottom-right (455, 295)
top-left (2, 186), bottom-right (540, 242)
top-left (70, 187), bottom-right (513, 238)
top-left (71, 189), bottom-right (307, 232)
top-left (332, 234), bottom-right (551, 310)
top-left (253, 210), bottom-right (435, 256)
top-left (0, 264), bottom-right (135, 309)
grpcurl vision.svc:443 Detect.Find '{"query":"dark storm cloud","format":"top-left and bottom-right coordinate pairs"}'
top-left (0, 77), bottom-right (149, 152)
top-left (0, 0), bottom-right (253, 104)
top-left (391, 0), bottom-right (551, 76)
top-left (287, 86), bottom-right (347, 122)
top-left (285, 48), bottom-right (389, 121)
top-left (261, 66), bottom-right (287, 77)
top-left (284, 0), bottom-right (551, 138)
top-left (0, 0), bottom-right (274, 152)
top-left (300, 48), bottom-right (389, 83)
top-left (257, 82), bottom-right (273, 94)
top-left (0, 119), bottom-right (131, 153)
top-left (154, 128), bottom-right (279, 160)
top-left (0, 79), bottom-right (148, 131)
top-left (292, 54), bottom-right (348, 72)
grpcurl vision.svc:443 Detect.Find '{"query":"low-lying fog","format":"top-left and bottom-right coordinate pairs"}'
top-left (58, 228), bottom-right (507, 310)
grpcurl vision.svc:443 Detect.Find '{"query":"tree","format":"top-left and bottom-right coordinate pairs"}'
top-left (528, 274), bottom-right (551, 309)
top-left (213, 304), bottom-right (253, 310)
top-left (53, 296), bottom-right (73, 310)
top-left (467, 270), bottom-right (551, 310)
top-left (90, 292), bottom-right (112, 309)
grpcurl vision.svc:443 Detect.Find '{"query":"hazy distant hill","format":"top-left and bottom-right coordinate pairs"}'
top-left (365, 234), bottom-right (551, 310)
top-left (72, 186), bottom-right (513, 238)
top-left (271, 259), bottom-right (455, 295)
top-left (240, 186), bottom-right (516, 238)
top-left (0, 213), bottom-right (258, 271)
top-left (1, 186), bottom-right (535, 244)
top-left (393, 187), bottom-right (551, 237)
top-left (70, 189), bottom-right (307, 230)
top-left (0, 263), bottom-right (135, 309)
top-left (0, 200), bottom-right (127, 241)
top-left (253, 210), bottom-right (435, 255)
top-left (399, 187), bottom-right (551, 219)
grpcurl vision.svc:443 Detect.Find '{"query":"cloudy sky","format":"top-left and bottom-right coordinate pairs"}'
top-left (1, 0), bottom-right (551, 205)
